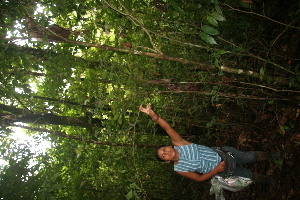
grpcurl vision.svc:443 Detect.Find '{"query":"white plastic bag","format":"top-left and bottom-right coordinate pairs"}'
top-left (210, 176), bottom-right (253, 200)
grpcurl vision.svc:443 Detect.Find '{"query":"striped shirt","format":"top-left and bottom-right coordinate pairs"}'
top-left (174, 143), bottom-right (221, 174)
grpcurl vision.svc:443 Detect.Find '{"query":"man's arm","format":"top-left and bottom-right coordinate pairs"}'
top-left (155, 116), bottom-right (190, 146)
top-left (176, 161), bottom-right (226, 182)
top-left (139, 104), bottom-right (190, 146)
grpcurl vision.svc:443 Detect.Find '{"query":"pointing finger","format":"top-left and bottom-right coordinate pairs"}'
top-left (139, 104), bottom-right (144, 111)
top-left (146, 103), bottom-right (151, 109)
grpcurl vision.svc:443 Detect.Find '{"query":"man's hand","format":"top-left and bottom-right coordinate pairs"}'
top-left (139, 103), bottom-right (156, 119)
top-left (215, 161), bottom-right (226, 173)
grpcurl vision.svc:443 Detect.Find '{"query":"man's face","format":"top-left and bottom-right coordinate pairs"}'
top-left (157, 146), bottom-right (176, 162)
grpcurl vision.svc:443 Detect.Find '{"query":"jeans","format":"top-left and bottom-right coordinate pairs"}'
top-left (221, 147), bottom-right (256, 179)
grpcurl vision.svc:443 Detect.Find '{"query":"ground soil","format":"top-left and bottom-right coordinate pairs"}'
top-left (220, 103), bottom-right (300, 200)
top-left (215, 1), bottom-right (300, 198)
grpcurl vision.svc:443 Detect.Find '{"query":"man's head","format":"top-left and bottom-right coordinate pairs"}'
top-left (155, 145), bottom-right (178, 163)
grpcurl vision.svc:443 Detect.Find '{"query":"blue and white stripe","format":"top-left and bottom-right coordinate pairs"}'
top-left (174, 143), bottom-right (221, 174)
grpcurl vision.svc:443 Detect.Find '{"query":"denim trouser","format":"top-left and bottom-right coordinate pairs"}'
top-left (221, 147), bottom-right (256, 179)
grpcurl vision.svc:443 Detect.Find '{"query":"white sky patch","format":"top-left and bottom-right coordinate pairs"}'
top-left (63, 83), bottom-right (71, 92)
top-left (0, 125), bottom-right (52, 169)
top-left (29, 81), bottom-right (38, 93)
top-left (29, 74), bottom-right (45, 93)
top-left (35, 4), bottom-right (45, 14)
top-left (6, 20), bottom-right (28, 46)
top-left (34, 4), bottom-right (54, 25)
top-left (11, 126), bottom-right (51, 155)
top-left (71, 68), bottom-right (76, 78)
top-left (15, 87), bottom-right (24, 94)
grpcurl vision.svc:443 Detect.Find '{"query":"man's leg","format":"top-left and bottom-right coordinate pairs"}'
top-left (221, 147), bottom-right (256, 164)
top-left (254, 151), bottom-right (282, 161)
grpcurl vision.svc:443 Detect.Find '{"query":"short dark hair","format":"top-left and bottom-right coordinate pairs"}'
top-left (154, 145), bottom-right (167, 162)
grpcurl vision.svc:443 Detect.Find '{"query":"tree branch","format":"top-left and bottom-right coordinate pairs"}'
top-left (223, 3), bottom-right (300, 30)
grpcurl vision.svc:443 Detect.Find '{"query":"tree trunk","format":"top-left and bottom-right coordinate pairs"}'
top-left (0, 103), bottom-right (25, 115)
top-left (0, 103), bottom-right (103, 127)
top-left (13, 125), bottom-right (157, 148)
top-left (16, 113), bottom-right (102, 127)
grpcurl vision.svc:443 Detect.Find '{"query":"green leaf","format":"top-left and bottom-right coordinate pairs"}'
top-left (216, 50), bottom-right (227, 55)
top-left (102, 70), bottom-right (108, 79)
top-left (130, 183), bottom-right (138, 189)
top-left (259, 67), bottom-right (265, 80)
top-left (214, 58), bottom-right (219, 68)
top-left (200, 32), bottom-right (217, 44)
top-left (296, 64), bottom-right (300, 82)
top-left (211, 12), bottom-right (226, 21)
top-left (126, 190), bottom-right (133, 200)
top-left (207, 16), bottom-right (218, 27)
top-left (215, 5), bottom-right (222, 14)
top-left (170, 2), bottom-right (186, 15)
top-left (201, 25), bottom-right (219, 35)
top-left (113, 114), bottom-right (120, 121)
top-left (206, 116), bottom-right (216, 128)
top-left (118, 117), bottom-right (123, 125)
top-left (296, 9), bottom-right (300, 16)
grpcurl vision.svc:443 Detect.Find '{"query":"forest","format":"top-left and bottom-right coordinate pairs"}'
top-left (0, 0), bottom-right (299, 199)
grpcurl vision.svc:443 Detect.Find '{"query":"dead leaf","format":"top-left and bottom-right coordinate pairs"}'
top-left (121, 42), bottom-right (132, 48)
top-left (152, 72), bottom-right (162, 76)
top-left (276, 126), bottom-right (286, 135)
top-left (291, 134), bottom-right (300, 144)
top-left (296, 109), bottom-right (300, 118)
top-left (214, 104), bottom-right (223, 109)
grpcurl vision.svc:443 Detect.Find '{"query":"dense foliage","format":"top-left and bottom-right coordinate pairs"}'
top-left (1, 0), bottom-right (299, 199)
